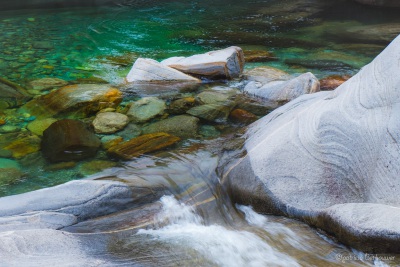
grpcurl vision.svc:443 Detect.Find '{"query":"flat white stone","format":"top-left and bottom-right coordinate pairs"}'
top-left (161, 46), bottom-right (245, 79)
top-left (126, 58), bottom-right (200, 83)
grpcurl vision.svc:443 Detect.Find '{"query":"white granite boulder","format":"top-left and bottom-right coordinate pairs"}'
top-left (126, 58), bottom-right (200, 83)
top-left (244, 72), bottom-right (320, 109)
top-left (223, 35), bottom-right (400, 253)
top-left (161, 46), bottom-right (245, 79)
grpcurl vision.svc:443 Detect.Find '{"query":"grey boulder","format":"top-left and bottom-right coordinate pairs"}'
top-left (223, 34), bottom-right (400, 253)
top-left (244, 72), bottom-right (320, 109)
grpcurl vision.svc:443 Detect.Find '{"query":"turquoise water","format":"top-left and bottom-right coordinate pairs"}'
top-left (1, 0), bottom-right (399, 83)
top-left (0, 0), bottom-right (400, 196)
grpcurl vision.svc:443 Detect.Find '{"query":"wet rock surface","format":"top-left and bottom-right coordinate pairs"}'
top-left (22, 84), bottom-right (123, 118)
top-left (127, 97), bottom-right (166, 123)
top-left (41, 119), bottom-right (101, 162)
top-left (92, 112), bottom-right (129, 134)
top-left (143, 115), bottom-right (199, 138)
top-left (108, 132), bottom-right (180, 160)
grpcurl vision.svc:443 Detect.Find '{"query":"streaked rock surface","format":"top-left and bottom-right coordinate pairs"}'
top-left (22, 84), bottom-right (122, 118)
top-left (126, 58), bottom-right (200, 83)
top-left (161, 46), bottom-right (245, 79)
top-left (244, 72), bottom-right (320, 109)
top-left (223, 35), bottom-right (400, 253)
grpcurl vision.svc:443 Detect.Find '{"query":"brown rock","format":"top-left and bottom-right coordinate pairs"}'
top-left (320, 75), bottom-right (351, 90)
top-left (243, 50), bottom-right (277, 62)
top-left (169, 97), bottom-right (196, 114)
top-left (28, 78), bottom-right (68, 91)
top-left (21, 84), bottom-right (122, 118)
top-left (41, 119), bottom-right (101, 162)
top-left (4, 135), bottom-right (41, 159)
top-left (108, 132), bottom-right (180, 160)
top-left (229, 109), bottom-right (258, 124)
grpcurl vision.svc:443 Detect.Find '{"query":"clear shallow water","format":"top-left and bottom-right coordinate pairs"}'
top-left (1, 1), bottom-right (400, 265)
top-left (1, 0), bottom-right (399, 83)
top-left (1, 0), bottom-right (400, 196)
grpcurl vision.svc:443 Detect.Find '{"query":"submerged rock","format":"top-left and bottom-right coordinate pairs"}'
top-left (243, 66), bottom-right (290, 84)
top-left (126, 58), bottom-right (200, 83)
top-left (229, 109), bottom-right (258, 124)
top-left (79, 160), bottom-right (117, 176)
top-left (27, 118), bottom-right (57, 136)
top-left (108, 132), bottom-right (180, 160)
top-left (22, 84), bottom-right (122, 119)
top-left (143, 115), bottom-right (199, 138)
top-left (285, 58), bottom-right (354, 70)
top-left (0, 168), bottom-right (24, 187)
top-left (115, 123), bottom-right (142, 141)
top-left (92, 112), bottom-right (129, 134)
top-left (197, 90), bottom-right (236, 105)
top-left (243, 50), bottom-right (277, 63)
top-left (4, 135), bottom-right (41, 159)
top-left (101, 135), bottom-right (124, 150)
top-left (244, 72), bottom-right (320, 109)
top-left (42, 119), bottom-right (101, 162)
top-left (127, 97), bottom-right (166, 123)
top-left (187, 103), bottom-right (232, 123)
top-left (168, 97), bottom-right (196, 114)
top-left (28, 78), bottom-right (68, 92)
top-left (0, 77), bottom-right (32, 109)
top-left (319, 75), bottom-right (351, 90)
top-left (223, 35), bottom-right (400, 253)
top-left (161, 46), bottom-right (245, 79)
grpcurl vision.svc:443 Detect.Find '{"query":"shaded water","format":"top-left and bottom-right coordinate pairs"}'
top-left (1, 0), bottom-right (400, 266)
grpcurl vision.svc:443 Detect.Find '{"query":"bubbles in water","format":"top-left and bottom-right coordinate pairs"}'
top-left (137, 196), bottom-right (300, 267)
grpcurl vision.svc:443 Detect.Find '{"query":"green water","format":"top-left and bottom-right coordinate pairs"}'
top-left (1, 0), bottom-right (400, 196)
top-left (1, 0), bottom-right (399, 83)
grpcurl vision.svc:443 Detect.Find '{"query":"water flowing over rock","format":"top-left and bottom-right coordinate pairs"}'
top-left (161, 46), bottom-right (245, 79)
top-left (92, 112), bottom-right (129, 134)
top-left (244, 72), bottom-right (320, 109)
top-left (126, 58), bottom-right (200, 83)
top-left (22, 84), bottom-right (123, 119)
top-left (107, 132), bottom-right (180, 160)
top-left (42, 119), bottom-right (101, 162)
top-left (223, 35), bottom-right (400, 253)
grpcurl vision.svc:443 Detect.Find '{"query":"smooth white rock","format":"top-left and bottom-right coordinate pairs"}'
top-left (126, 58), bottom-right (200, 83)
top-left (161, 46), bottom-right (245, 79)
top-left (244, 72), bottom-right (320, 108)
top-left (224, 34), bottom-right (400, 252)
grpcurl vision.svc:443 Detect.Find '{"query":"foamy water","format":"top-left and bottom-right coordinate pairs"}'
top-left (137, 196), bottom-right (300, 267)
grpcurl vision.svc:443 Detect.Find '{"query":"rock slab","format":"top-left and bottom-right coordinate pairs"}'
top-left (161, 46), bottom-right (245, 79)
top-left (108, 132), bottom-right (180, 160)
top-left (126, 58), bottom-right (200, 83)
top-left (224, 34), bottom-right (400, 253)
